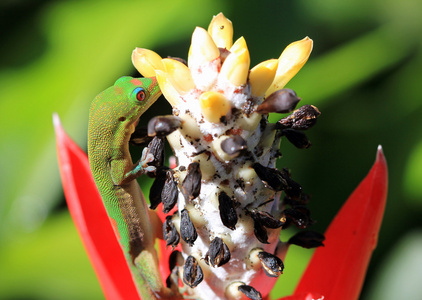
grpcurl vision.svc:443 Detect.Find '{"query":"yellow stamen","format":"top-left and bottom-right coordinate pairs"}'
top-left (188, 27), bottom-right (220, 69)
top-left (219, 37), bottom-right (250, 86)
top-left (249, 59), bottom-right (279, 97)
top-left (208, 12), bottom-right (233, 49)
top-left (155, 70), bottom-right (180, 107)
top-left (162, 58), bottom-right (195, 94)
top-left (265, 37), bottom-right (313, 97)
top-left (131, 48), bottom-right (164, 77)
top-left (199, 91), bottom-right (230, 123)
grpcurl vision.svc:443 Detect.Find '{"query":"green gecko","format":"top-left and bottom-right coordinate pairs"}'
top-left (88, 76), bottom-right (180, 300)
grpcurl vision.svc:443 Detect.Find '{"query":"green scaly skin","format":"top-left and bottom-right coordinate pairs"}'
top-left (88, 76), bottom-right (180, 300)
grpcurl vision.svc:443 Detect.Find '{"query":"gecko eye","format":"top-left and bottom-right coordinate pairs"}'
top-left (133, 87), bottom-right (146, 102)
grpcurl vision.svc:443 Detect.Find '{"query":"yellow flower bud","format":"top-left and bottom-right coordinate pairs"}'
top-left (199, 91), bottom-right (231, 123)
top-left (188, 27), bottom-right (220, 69)
top-left (162, 58), bottom-right (195, 94)
top-left (208, 12), bottom-right (233, 49)
top-left (155, 70), bottom-right (181, 107)
top-left (131, 48), bottom-right (164, 77)
top-left (265, 37), bottom-right (313, 97)
top-left (249, 59), bottom-right (279, 97)
top-left (219, 37), bottom-right (250, 86)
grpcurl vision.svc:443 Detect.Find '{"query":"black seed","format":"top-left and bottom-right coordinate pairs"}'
top-left (169, 250), bottom-right (184, 271)
top-left (162, 170), bottom-right (178, 213)
top-left (148, 115), bottom-right (183, 137)
top-left (218, 191), bottom-right (238, 230)
top-left (183, 255), bottom-right (203, 288)
top-left (205, 237), bottom-right (231, 267)
top-left (281, 129), bottom-right (311, 149)
top-left (163, 215), bottom-right (180, 248)
top-left (253, 217), bottom-right (269, 244)
top-left (258, 251), bottom-right (284, 277)
top-left (146, 136), bottom-right (165, 169)
top-left (276, 104), bottom-right (321, 130)
top-left (180, 209), bottom-right (198, 246)
top-left (283, 193), bottom-right (310, 207)
top-left (288, 230), bottom-right (325, 249)
top-left (129, 126), bottom-right (152, 146)
top-left (238, 285), bottom-right (262, 300)
top-left (256, 88), bottom-right (301, 114)
top-left (278, 168), bottom-right (303, 199)
top-left (282, 206), bottom-right (313, 229)
top-left (221, 135), bottom-right (247, 156)
top-left (252, 163), bottom-right (288, 191)
top-left (149, 169), bottom-right (167, 209)
top-left (165, 267), bottom-right (179, 289)
top-left (181, 162), bottom-right (202, 201)
top-left (252, 210), bottom-right (284, 229)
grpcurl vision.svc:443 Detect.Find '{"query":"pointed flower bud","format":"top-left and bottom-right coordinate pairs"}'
top-left (265, 37), bottom-right (313, 97)
top-left (188, 27), bottom-right (220, 69)
top-left (162, 58), bottom-right (195, 94)
top-left (155, 70), bottom-right (181, 107)
top-left (219, 37), bottom-right (250, 86)
top-left (249, 59), bottom-right (279, 97)
top-left (208, 12), bottom-right (233, 49)
top-left (199, 91), bottom-right (231, 123)
top-left (131, 48), bottom-right (164, 77)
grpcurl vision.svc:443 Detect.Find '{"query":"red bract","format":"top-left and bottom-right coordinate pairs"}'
top-left (54, 115), bottom-right (387, 300)
top-left (293, 145), bottom-right (388, 300)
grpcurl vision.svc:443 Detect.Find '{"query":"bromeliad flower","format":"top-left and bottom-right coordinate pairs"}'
top-left (54, 13), bottom-right (388, 300)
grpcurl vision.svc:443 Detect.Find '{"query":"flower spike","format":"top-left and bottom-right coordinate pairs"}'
top-left (294, 146), bottom-right (388, 299)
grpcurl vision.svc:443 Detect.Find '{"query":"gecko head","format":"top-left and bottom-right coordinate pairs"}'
top-left (112, 76), bottom-right (162, 124)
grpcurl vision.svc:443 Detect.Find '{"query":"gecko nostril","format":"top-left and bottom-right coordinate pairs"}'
top-left (118, 116), bottom-right (126, 122)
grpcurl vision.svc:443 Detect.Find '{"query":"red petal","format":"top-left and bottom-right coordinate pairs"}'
top-left (294, 146), bottom-right (388, 299)
top-left (53, 114), bottom-right (140, 300)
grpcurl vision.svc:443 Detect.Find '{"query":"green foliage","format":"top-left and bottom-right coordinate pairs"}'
top-left (1, 0), bottom-right (421, 298)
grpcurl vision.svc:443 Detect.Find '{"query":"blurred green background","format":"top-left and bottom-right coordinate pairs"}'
top-left (1, 0), bottom-right (422, 299)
